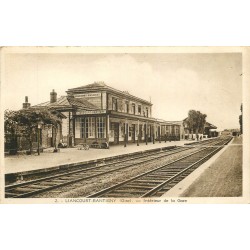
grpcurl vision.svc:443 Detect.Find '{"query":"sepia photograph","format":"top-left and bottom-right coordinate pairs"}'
top-left (1, 2), bottom-right (250, 250)
top-left (1, 47), bottom-right (249, 203)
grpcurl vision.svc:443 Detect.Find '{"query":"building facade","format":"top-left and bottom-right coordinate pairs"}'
top-left (34, 82), bottom-right (182, 148)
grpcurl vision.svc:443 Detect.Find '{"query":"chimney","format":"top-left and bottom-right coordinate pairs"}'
top-left (22, 96), bottom-right (31, 109)
top-left (50, 89), bottom-right (57, 103)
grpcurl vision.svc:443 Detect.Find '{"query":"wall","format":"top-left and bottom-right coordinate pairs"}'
top-left (41, 125), bottom-right (52, 148)
top-left (73, 92), bottom-right (103, 109)
top-left (41, 124), bottom-right (62, 148)
top-left (61, 112), bottom-right (69, 140)
top-left (107, 93), bottom-right (152, 117)
top-left (74, 116), bottom-right (107, 146)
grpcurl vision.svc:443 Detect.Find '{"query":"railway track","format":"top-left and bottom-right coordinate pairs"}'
top-left (5, 136), bottom-right (231, 198)
top-left (5, 146), bottom-right (191, 198)
top-left (184, 137), bottom-right (225, 146)
top-left (87, 137), bottom-right (232, 198)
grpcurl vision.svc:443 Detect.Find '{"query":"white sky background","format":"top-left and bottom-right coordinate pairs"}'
top-left (4, 52), bottom-right (242, 131)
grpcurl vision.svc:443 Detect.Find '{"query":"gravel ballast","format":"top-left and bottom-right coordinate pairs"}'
top-left (34, 147), bottom-right (201, 198)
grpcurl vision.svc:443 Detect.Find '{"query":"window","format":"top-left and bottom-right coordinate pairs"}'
top-left (171, 125), bottom-right (175, 135)
top-left (97, 117), bottom-right (106, 138)
top-left (132, 103), bottom-right (135, 114)
top-left (138, 105), bottom-right (141, 115)
top-left (129, 126), bottom-right (132, 137)
top-left (146, 107), bottom-right (149, 117)
top-left (125, 102), bottom-right (129, 113)
top-left (48, 125), bottom-right (53, 138)
top-left (112, 97), bottom-right (117, 111)
top-left (75, 118), bottom-right (81, 138)
top-left (85, 117), bottom-right (95, 138)
top-left (176, 126), bottom-right (180, 135)
top-left (166, 125), bottom-right (171, 135)
top-left (147, 125), bottom-right (150, 135)
top-left (80, 118), bottom-right (85, 138)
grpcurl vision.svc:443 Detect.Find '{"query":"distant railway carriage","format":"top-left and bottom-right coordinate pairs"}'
top-left (222, 130), bottom-right (240, 137)
top-left (221, 131), bottom-right (232, 136)
top-left (210, 131), bottom-right (219, 138)
top-left (232, 131), bottom-right (240, 136)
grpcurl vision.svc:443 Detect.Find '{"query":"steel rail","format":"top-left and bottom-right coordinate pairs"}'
top-left (6, 136), bottom-right (231, 198)
top-left (86, 147), bottom-right (212, 198)
top-left (140, 146), bottom-right (222, 197)
top-left (6, 146), bottom-right (178, 190)
top-left (87, 137), bottom-right (232, 198)
top-left (5, 146), bottom-right (190, 198)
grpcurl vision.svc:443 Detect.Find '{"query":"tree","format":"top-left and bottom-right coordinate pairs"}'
top-left (186, 110), bottom-right (207, 140)
top-left (197, 112), bottom-right (207, 135)
top-left (4, 110), bottom-right (20, 154)
top-left (4, 110), bottom-right (19, 135)
top-left (186, 110), bottom-right (196, 139)
top-left (42, 109), bottom-right (62, 151)
top-left (239, 104), bottom-right (243, 134)
top-left (4, 107), bottom-right (62, 154)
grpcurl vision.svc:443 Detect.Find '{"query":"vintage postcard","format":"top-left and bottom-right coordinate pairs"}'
top-left (0, 47), bottom-right (249, 204)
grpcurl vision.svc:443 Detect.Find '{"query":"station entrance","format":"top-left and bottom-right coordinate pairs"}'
top-left (131, 124), bottom-right (136, 143)
top-left (111, 122), bottom-right (119, 145)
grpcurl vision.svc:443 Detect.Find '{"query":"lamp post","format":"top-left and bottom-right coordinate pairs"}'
top-left (159, 125), bottom-right (161, 143)
top-left (137, 120), bottom-right (139, 146)
top-left (153, 123), bottom-right (155, 144)
top-left (37, 121), bottom-right (43, 155)
top-left (124, 120), bottom-right (127, 147)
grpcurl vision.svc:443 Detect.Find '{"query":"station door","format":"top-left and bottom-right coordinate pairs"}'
top-left (131, 124), bottom-right (136, 142)
top-left (149, 125), bottom-right (152, 142)
top-left (111, 122), bottom-right (119, 145)
top-left (139, 124), bottom-right (143, 142)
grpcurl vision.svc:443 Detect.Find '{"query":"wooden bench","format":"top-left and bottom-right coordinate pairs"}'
top-left (90, 142), bottom-right (109, 149)
top-left (76, 143), bottom-right (89, 150)
top-left (90, 142), bottom-right (101, 149)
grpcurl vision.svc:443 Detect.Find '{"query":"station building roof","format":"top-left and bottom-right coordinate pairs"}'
top-left (67, 82), bottom-right (152, 106)
top-left (33, 96), bottom-right (99, 111)
top-left (204, 122), bottom-right (217, 129)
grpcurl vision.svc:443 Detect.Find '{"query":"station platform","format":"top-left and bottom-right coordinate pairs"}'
top-left (162, 136), bottom-right (243, 197)
top-left (5, 140), bottom-right (190, 175)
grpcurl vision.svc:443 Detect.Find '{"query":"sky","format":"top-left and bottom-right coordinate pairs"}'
top-left (3, 52), bottom-right (242, 131)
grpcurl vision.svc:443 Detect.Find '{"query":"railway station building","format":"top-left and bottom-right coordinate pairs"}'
top-left (32, 82), bottom-right (182, 148)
